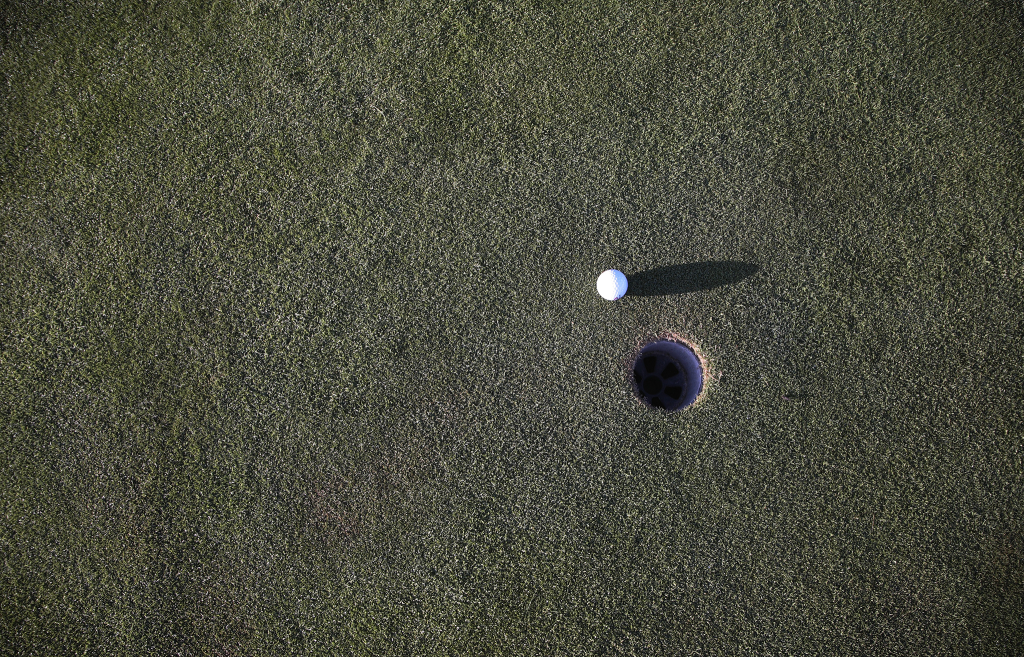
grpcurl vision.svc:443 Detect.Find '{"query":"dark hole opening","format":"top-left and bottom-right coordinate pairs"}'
top-left (643, 376), bottom-right (663, 394)
top-left (631, 339), bottom-right (704, 411)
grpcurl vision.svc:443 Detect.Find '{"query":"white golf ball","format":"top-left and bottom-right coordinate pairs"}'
top-left (597, 269), bottom-right (628, 300)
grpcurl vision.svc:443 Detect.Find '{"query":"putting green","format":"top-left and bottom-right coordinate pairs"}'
top-left (2, 1), bottom-right (1022, 654)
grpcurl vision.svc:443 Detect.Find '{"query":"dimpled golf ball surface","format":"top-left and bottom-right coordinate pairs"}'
top-left (597, 269), bottom-right (628, 300)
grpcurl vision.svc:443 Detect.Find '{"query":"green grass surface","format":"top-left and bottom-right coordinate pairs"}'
top-left (2, 0), bottom-right (1023, 654)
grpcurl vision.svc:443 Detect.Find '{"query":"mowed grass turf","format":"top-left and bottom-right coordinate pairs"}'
top-left (2, 0), bottom-right (1023, 654)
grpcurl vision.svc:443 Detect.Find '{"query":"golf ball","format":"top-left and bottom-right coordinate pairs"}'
top-left (597, 269), bottom-right (628, 300)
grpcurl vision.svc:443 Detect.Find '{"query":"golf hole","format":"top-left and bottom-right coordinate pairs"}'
top-left (632, 339), bottom-right (703, 411)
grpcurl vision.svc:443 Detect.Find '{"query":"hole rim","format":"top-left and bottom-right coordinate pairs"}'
top-left (630, 338), bottom-right (704, 411)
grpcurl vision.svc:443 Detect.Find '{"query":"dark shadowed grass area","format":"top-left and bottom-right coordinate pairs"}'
top-left (2, 0), bottom-right (1023, 654)
top-left (626, 261), bottom-right (760, 296)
